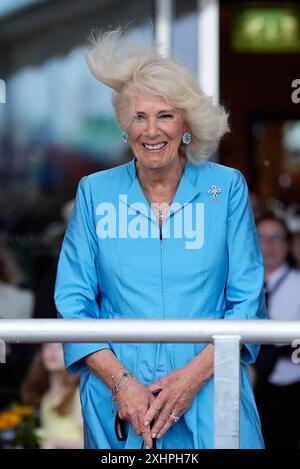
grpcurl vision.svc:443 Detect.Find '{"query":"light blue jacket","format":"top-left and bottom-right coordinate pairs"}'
top-left (55, 157), bottom-right (266, 449)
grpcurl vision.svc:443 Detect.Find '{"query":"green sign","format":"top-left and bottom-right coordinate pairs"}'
top-left (232, 7), bottom-right (300, 52)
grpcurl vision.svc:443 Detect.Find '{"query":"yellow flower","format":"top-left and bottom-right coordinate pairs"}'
top-left (12, 405), bottom-right (33, 417)
top-left (0, 411), bottom-right (21, 430)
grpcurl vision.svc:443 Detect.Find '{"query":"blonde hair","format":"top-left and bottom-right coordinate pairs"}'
top-left (86, 29), bottom-right (229, 163)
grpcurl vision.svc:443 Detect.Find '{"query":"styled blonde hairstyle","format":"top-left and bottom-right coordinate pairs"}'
top-left (86, 29), bottom-right (229, 163)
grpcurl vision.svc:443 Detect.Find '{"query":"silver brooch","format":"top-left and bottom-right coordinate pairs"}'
top-left (208, 185), bottom-right (222, 199)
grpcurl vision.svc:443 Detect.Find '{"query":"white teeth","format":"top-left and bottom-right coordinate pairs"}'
top-left (144, 143), bottom-right (166, 150)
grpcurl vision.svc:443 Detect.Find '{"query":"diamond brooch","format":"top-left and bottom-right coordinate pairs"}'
top-left (208, 185), bottom-right (222, 199)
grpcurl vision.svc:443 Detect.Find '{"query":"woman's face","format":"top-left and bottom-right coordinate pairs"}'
top-left (258, 220), bottom-right (289, 273)
top-left (41, 343), bottom-right (65, 372)
top-left (127, 93), bottom-right (188, 170)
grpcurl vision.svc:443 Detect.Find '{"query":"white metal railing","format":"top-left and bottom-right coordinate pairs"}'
top-left (1, 319), bottom-right (300, 449)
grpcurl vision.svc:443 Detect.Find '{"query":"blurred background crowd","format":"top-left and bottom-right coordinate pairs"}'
top-left (0, 0), bottom-right (300, 449)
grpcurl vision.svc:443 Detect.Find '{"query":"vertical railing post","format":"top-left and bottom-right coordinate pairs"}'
top-left (213, 335), bottom-right (241, 449)
top-left (197, 0), bottom-right (220, 104)
top-left (155, 0), bottom-right (173, 57)
top-left (0, 339), bottom-right (6, 363)
top-left (0, 78), bottom-right (6, 104)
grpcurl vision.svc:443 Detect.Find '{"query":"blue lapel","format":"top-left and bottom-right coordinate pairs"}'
top-left (123, 157), bottom-right (202, 223)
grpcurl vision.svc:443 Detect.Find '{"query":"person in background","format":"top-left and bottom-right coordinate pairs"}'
top-left (33, 200), bottom-right (74, 319)
top-left (21, 343), bottom-right (83, 449)
top-left (0, 245), bottom-right (34, 320)
top-left (291, 231), bottom-right (300, 270)
top-left (253, 214), bottom-right (300, 449)
top-left (0, 245), bottom-right (35, 407)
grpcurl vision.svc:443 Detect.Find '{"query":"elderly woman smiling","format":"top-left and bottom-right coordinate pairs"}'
top-left (55, 30), bottom-right (266, 449)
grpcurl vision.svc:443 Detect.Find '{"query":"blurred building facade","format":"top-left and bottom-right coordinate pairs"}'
top-left (0, 0), bottom-right (299, 280)
top-left (220, 1), bottom-right (300, 208)
top-left (0, 0), bottom-right (199, 234)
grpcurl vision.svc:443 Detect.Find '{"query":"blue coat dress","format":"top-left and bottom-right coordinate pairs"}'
top-left (54, 157), bottom-right (266, 449)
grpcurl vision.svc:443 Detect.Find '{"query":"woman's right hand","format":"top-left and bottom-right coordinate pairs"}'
top-left (115, 377), bottom-right (156, 448)
top-left (85, 350), bottom-right (156, 447)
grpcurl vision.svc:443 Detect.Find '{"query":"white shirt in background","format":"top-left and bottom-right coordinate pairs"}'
top-left (0, 282), bottom-right (34, 319)
top-left (267, 264), bottom-right (300, 385)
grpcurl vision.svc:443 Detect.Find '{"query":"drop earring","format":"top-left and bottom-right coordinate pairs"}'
top-left (121, 132), bottom-right (128, 143)
top-left (182, 132), bottom-right (192, 145)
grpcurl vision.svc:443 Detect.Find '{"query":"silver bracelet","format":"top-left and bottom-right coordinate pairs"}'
top-left (111, 371), bottom-right (133, 412)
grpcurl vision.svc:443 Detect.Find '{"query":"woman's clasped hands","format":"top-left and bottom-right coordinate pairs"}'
top-left (115, 364), bottom-right (205, 449)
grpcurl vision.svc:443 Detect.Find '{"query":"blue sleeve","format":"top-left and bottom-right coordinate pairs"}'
top-left (225, 170), bottom-right (267, 365)
top-left (54, 176), bottom-right (111, 374)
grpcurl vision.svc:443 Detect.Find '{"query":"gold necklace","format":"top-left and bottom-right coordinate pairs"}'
top-left (153, 202), bottom-right (170, 224)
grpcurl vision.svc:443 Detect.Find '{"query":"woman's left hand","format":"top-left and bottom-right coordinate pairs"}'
top-left (143, 345), bottom-right (214, 444)
top-left (143, 366), bottom-right (202, 441)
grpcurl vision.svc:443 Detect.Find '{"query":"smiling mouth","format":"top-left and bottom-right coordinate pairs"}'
top-left (142, 142), bottom-right (167, 151)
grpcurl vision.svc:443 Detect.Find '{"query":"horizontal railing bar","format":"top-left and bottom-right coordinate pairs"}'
top-left (0, 319), bottom-right (300, 343)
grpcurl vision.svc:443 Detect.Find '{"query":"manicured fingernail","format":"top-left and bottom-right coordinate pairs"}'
top-left (157, 433), bottom-right (161, 439)
top-left (151, 433), bottom-right (156, 438)
top-left (144, 420), bottom-right (149, 427)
